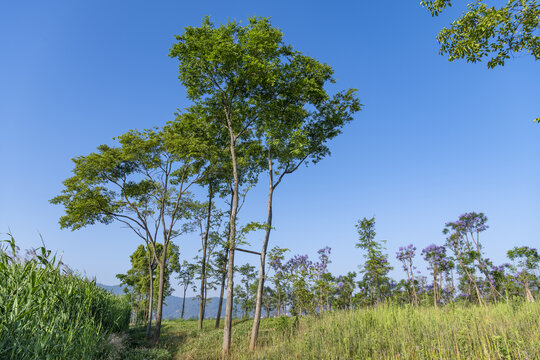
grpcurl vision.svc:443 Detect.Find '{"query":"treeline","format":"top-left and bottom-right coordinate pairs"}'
top-left (245, 213), bottom-right (538, 316)
top-left (0, 235), bottom-right (130, 360)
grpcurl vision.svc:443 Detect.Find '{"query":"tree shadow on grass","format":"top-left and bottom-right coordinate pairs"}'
top-left (232, 318), bottom-right (250, 327)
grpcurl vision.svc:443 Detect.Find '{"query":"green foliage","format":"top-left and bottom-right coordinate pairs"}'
top-left (117, 243), bottom-right (180, 324)
top-left (355, 217), bottom-right (393, 304)
top-left (0, 235), bottom-right (130, 360)
top-left (422, 0), bottom-right (540, 68)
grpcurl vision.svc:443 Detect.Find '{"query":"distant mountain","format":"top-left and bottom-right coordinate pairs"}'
top-left (97, 283), bottom-right (126, 296)
top-left (97, 283), bottom-right (242, 319)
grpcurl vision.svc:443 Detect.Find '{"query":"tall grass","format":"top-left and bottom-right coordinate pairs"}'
top-left (0, 235), bottom-right (130, 360)
top-left (138, 302), bottom-right (539, 359)
top-left (254, 303), bottom-right (540, 360)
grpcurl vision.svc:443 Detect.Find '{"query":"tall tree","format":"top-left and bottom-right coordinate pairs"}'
top-left (50, 127), bottom-right (202, 343)
top-left (249, 45), bottom-right (361, 351)
top-left (169, 16), bottom-right (302, 357)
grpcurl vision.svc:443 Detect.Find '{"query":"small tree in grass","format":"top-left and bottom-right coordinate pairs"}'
top-left (355, 216), bottom-right (393, 304)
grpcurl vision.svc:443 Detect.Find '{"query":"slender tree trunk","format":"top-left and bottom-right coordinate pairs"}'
top-left (199, 182), bottom-right (214, 330)
top-left (433, 270), bottom-right (438, 307)
top-left (276, 287), bottom-right (281, 316)
top-left (222, 119), bottom-right (240, 359)
top-left (181, 285), bottom-right (188, 319)
top-left (152, 241), bottom-right (169, 344)
top-left (249, 153), bottom-right (274, 351)
top-left (470, 233), bottom-right (499, 301)
top-left (456, 250), bottom-right (484, 306)
top-left (216, 193), bottom-right (233, 329)
top-left (215, 259), bottom-right (227, 328)
top-left (409, 263), bottom-right (418, 306)
top-left (523, 278), bottom-right (535, 302)
top-left (146, 260), bottom-right (155, 339)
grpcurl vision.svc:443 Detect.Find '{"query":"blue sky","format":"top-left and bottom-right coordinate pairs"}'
top-left (1, 0), bottom-right (538, 297)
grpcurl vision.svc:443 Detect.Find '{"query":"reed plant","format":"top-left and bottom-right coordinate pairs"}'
top-left (0, 235), bottom-right (130, 360)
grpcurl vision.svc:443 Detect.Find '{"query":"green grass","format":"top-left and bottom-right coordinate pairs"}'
top-left (129, 302), bottom-right (539, 360)
top-left (0, 236), bottom-right (131, 360)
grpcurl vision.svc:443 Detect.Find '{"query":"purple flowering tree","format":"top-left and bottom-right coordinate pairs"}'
top-left (396, 244), bottom-right (418, 306)
top-left (314, 247), bottom-right (333, 312)
top-left (446, 212), bottom-right (500, 300)
top-left (285, 254), bottom-right (316, 315)
top-left (421, 244), bottom-right (448, 307)
top-left (267, 246), bottom-right (290, 316)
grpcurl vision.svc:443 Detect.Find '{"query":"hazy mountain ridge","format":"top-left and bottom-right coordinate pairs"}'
top-left (97, 283), bottom-right (241, 319)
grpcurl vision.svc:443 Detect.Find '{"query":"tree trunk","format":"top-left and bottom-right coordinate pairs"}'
top-left (181, 285), bottom-right (187, 319)
top-left (216, 193), bottom-right (233, 329)
top-left (222, 119), bottom-right (239, 359)
top-left (524, 278), bottom-right (535, 302)
top-left (199, 182), bottom-right (214, 330)
top-left (146, 260), bottom-right (155, 339)
top-left (433, 271), bottom-right (438, 307)
top-left (215, 256), bottom-right (227, 328)
top-left (249, 153), bottom-right (274, 351)
top-left (152, 241), bottom-right (169, 344)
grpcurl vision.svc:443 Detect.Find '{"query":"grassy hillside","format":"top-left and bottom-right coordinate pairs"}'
top-left (126, 302), bottom-right (539, 360)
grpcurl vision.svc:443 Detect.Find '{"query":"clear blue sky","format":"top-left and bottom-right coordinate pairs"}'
top-left (1, 0), bottom-right (538, 297)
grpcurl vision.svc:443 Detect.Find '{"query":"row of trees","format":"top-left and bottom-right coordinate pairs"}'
top-left (51, 16), bottom-right (360, 356)
top-left (116, 210), bottom-right (538, 332)
top-left (248, 213), bottom-right (538, 316)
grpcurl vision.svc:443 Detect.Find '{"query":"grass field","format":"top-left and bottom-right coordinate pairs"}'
top-left (124, 302), bottom-right (540, 360)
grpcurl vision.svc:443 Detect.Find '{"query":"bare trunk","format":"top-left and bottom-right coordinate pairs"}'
top-left (222, 118), bottom-right (239, 358)
top-left (409, 263), bottom-right (418, 306)
top-left (152, 241), bottom-right (169, 344)
top-left (199, 183), bottom-right (214, 330)
top-left (222, 242), bottom-right (236, 358)
top-left (430, 270), bottom-right (437, 307)
top-left (216, 193), bottom-right (233, 329)
top-left (181, 285), bottom-right (187, 319)
top-left (471, 232), bottom-right (499, 301)
top-left (524, 278), bottom-right (535, 302)
top-left (215, 256), bottom-right (227, 328)
top-left (456, 250), bottom-right (484, 306)
top-left (249, 153), bottom-right (274, 351)
top-left (146, 260), bottom-right (154, 339)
